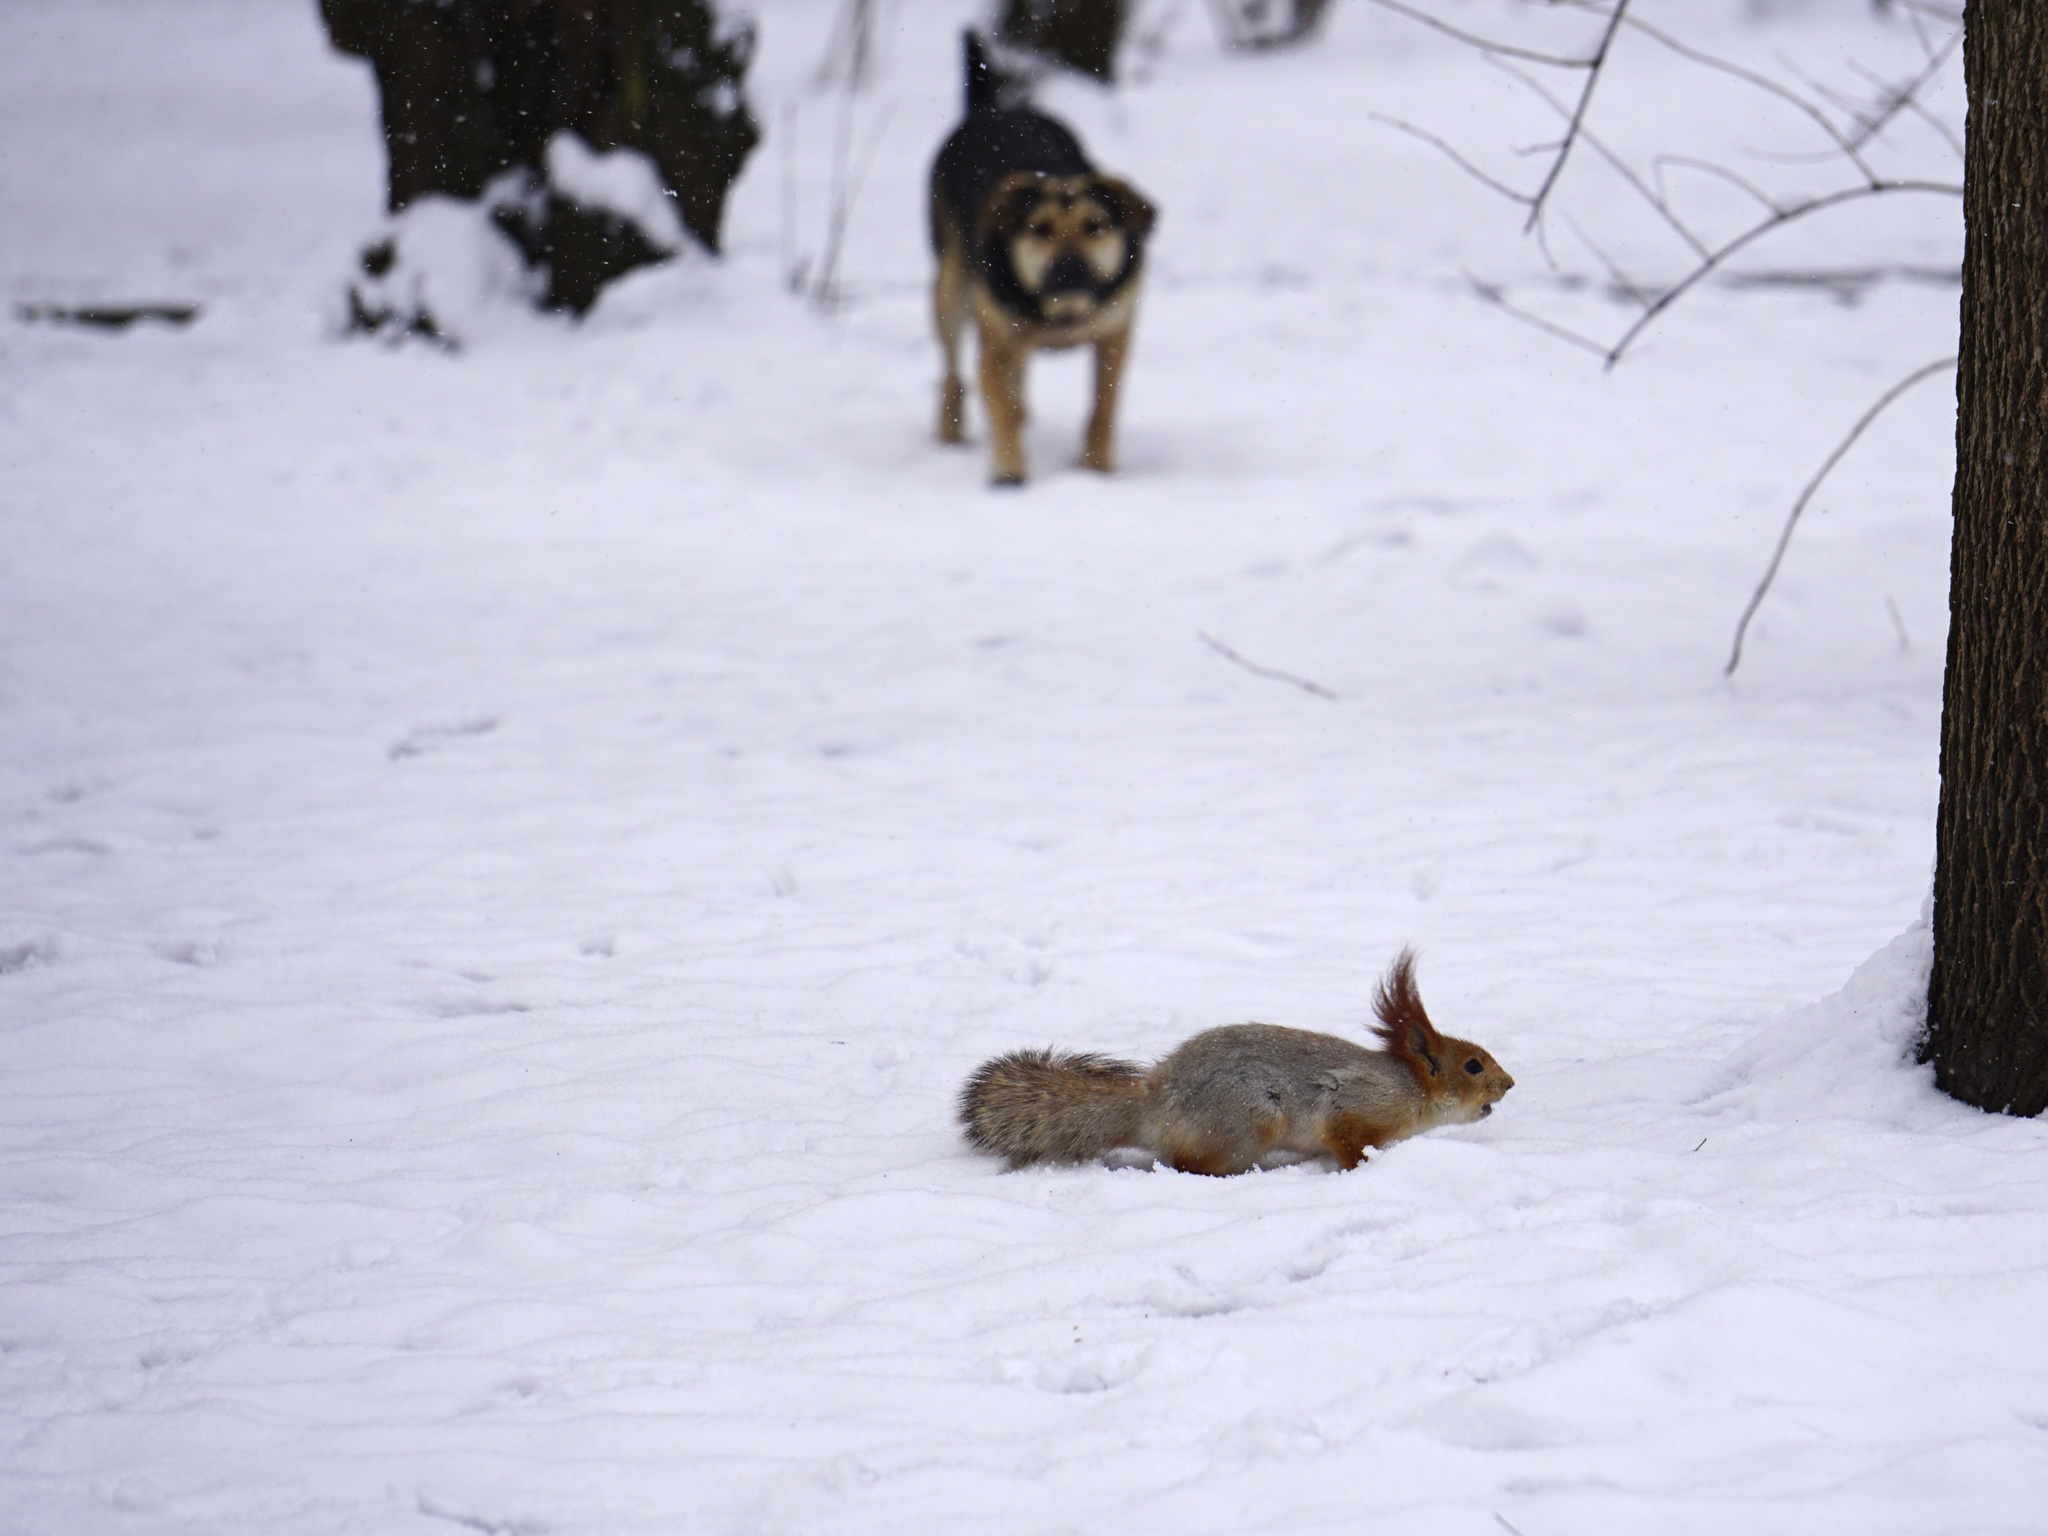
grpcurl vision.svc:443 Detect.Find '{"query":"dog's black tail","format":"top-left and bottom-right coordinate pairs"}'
top-left (963, 29), bottom-right (1007, 116)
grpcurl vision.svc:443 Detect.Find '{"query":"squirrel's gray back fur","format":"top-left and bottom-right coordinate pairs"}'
top-left (1139, 1024), bottom-right (1422, 1163)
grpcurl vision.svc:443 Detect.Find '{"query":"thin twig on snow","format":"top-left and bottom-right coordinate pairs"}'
top-left (1198, 632), bottom-right (1340, 701)
top-left (1724, 356), bottom-right (1956, 676)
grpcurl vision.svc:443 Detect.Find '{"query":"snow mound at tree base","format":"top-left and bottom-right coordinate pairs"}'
top-left (345, 139), bottom-right (693, 343)
top-left (1697, 904), bottom-right (1947, 1126)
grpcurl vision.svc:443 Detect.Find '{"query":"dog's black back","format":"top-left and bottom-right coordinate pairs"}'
top-left (931, 33), bottom-right (1092, 250)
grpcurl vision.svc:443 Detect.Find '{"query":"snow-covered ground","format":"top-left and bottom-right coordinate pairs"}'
top-left (3, 1), bottom-right (2042, 1531)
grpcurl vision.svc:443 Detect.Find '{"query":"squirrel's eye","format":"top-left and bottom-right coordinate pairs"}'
top-left (1464, 1058), bottom-right (1483, 1075)
top-left (1028, 221), bottom-right (1054, 240)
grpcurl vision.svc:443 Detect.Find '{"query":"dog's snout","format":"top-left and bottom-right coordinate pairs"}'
top-left (1043, 251), bottom-right (1095, 293)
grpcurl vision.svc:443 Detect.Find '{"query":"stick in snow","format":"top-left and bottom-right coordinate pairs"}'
top-left (1198, 632), bottom-right (1339, 700)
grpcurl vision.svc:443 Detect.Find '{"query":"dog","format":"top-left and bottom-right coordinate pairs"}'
top-left (929, 33), bottom-right (1156, 486)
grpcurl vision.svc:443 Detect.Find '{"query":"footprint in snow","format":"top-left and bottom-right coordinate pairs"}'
top-left (0, 937), bottom-right (59, 974)
top-left (1456, 533), bottom-right (1540, 588)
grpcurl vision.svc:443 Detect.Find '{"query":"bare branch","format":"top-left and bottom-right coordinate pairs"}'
top-left (1900, 0), bottom-right (1962, 26)
top-left (1369, 112), bottom-right (1534, 206)
top-left (1365, 4), bottom-right (1962, 366)
top-left (1492, 54), bottom-right (1711, 258)
top-left (1900, 6), bottom-right (1933, 63)
top-left (1846, 30), bottom-right (1961, 150)
top-left (1463, 272), bottom-right (1615, 359)
top-left (1846, 55), bottom-right (1964, 160)
top-left (1654, 154), bottom-right (1786, 220)
top-left (1522, 0), bottom-right (1631, 232)
top-left (1561, 213), bottom-right (1654, 311)
top-left (1198, 633), bottom-right (1339, 701)
top-left (1601, 180), bottom-right (1961, 367)
top-left (1619, 12), bottom-right (1880, 186)
top-left (1778, 54), bottom-right (1890, 148)
top-left (1354, 0), bottom-right (1605, 68)
top-left (1906, 6), bottom-right (1936, 61)
top-left (1724, 356), bottom-right (1956, 675)
top-left (1773, 27), bottom-right (1960, 160)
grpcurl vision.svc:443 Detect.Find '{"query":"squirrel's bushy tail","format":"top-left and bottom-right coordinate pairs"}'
top-left (959, 1048), bottom-right (1146, 1167)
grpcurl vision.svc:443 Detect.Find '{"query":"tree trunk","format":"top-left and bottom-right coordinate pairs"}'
top-left (996, 0), bottom-right (1127, 80)
top-left (1922, 0), bottom-right (2048, 1117)
top-left (320, 0), bottom-right (759, 255)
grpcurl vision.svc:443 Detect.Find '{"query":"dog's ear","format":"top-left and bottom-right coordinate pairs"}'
top-left (976, 172), bottom-right (1049, 244)
top-left (1089, 177), bottom-right (1156, 240)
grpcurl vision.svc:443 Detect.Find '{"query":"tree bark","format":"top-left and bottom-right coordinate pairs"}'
top-left (1923, 0), bottom-right (2048, 1117)
top-left (320, 0), bottom-right (758, 255)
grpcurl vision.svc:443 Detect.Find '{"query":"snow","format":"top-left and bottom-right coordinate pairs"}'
top-left (2, 1), bottom-right (2042, 1533)
top-left (350, 189), bottom-right (543, 341)
top-left (545, 135), bottom-right (689, 253)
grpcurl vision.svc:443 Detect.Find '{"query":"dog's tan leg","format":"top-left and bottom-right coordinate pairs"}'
top-left (980, 332), bottom-right (1029, 486)
top-left (934, 248), bottom-right (971, 445)
top-left (1081, 325), bottom-right (1130, 474)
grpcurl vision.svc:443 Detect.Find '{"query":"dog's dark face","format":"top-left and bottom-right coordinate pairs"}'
top-left (976, 172), bottom-right (1154, 327)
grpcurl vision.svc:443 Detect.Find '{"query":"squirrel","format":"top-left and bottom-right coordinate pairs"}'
top-left (958, 950), bottom-right (1513, 1176)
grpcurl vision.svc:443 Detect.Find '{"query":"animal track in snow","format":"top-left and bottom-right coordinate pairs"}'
top-left (0, 937), bottom-right (58, 974)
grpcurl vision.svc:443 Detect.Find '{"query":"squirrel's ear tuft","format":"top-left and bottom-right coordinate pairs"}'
top-left (1372, 948), bottom-right (1444, 1079)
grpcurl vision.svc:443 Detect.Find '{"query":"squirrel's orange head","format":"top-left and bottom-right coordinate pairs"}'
top-left (1371, 949), bottom-right (1515, 1124)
